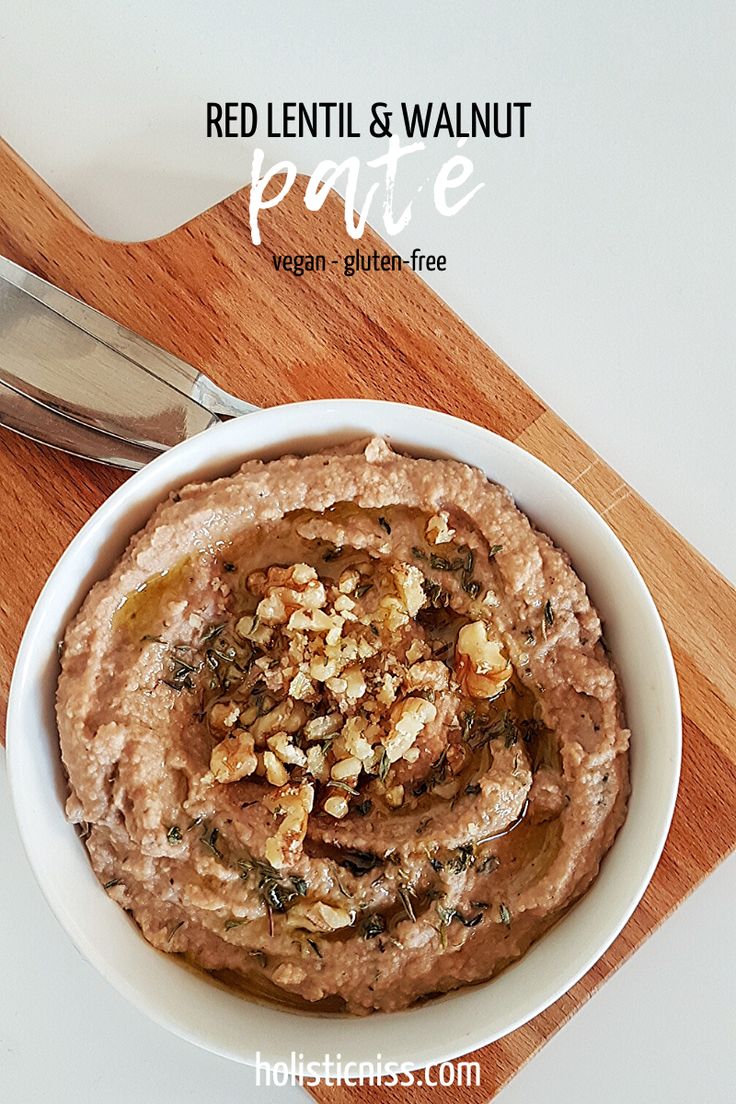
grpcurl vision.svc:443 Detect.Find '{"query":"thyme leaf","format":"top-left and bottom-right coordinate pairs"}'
top-left (323, 545), bottom-right (344, 562)
top-left (397, 884), bottom-right (416, 922)
top-left (338, 849), bottom-right (383, 876)
top-left (200, 825), bottom-right (223, 859)
top-left (447, 842), bottom-right (475, 874)
top-left (167, 920), bottom-right (184, 942)
top-left (362, 913), bottom-right (386, 939)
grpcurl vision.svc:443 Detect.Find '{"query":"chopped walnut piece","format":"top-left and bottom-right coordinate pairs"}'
top-left (324, 794), bottom-right (349, 818)
top-left (287, 900), bottom-right (354, 932)
top-left (263, 750), bottom-right (289, 787)
top-left (455, 621), bottom-right (513, 699)
top-left (342, 666), bottom-right (367, 699)
top-left (246, 569), bottom-right (267, 595)
top-left (209, 701), bottom-right (241, 733)
top-left (406, 638), bottom-right (430, 664)
top-left (390, 562), bottom-right (426, 617)
top-left (263, 781), bottom-right (314, 868)
top-left (385, 783), bottom-right (405, 807)
top-left (288, 608), bottom-right (334, 633)
top-left (256, 564), bottom-right (327, 626)
top-left (251, 700), bottom-right (308, 741)
top-left (267, 730), bottom-right (307, 767)
top-left (405, 660), bottom-right (450, 692)
top-left (376, 672), bottom-right (400, 707)
top-left (337, 568), bottom-right (361, 594)
top-left (235, 614), bottom-right (272, 645)
top-left (331, 756), bottom-right (362, 782)
top-left (334, 594), bottom-right (356, 614)
top-left (384, 696), bottom-right (437, 762)
top-left (304, 713), bottom-right (342, 742)
top-left (288, 670), bottom-right (315, 700)
top-left (208, 729), bottom-right (258, 783)
top-left (306, 744), bottom-right (329, 781)
top-left (426, 511), bottom-right (456, 545)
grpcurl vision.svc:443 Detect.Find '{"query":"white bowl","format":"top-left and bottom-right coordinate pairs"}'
top-left (7, 400), bottom-right (681, 1074)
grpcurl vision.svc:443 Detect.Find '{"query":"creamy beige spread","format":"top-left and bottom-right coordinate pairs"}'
top-left (57, 437), bottom-right (630, 1014)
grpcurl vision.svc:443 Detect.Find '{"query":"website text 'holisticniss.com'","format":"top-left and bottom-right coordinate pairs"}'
top-left (255, 1052), bottom-right (481, 1088)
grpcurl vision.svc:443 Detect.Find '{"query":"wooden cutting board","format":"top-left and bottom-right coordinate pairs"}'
top-left (1, 139), bottom-right (734, 1102)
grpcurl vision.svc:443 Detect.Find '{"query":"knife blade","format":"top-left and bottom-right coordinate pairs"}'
top-left (0, 255), bottom-right (257, 420)
top-left (0, 268), bottom-right (218, 451)
top-left (0, 380), bottom-right (159, 470)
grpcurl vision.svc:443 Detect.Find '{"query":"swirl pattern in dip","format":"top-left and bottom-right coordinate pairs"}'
top-left (57, 437), bottom-right (630, 1014)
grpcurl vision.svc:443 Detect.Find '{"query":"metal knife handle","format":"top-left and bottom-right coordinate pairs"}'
top-left (0, 255), bottom-right (259, 420)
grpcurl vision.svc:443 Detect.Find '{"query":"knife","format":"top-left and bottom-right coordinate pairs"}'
top-left (0, 381), bottom-right (160, 470)
top-left (0, 255), bottom-right (258, 468)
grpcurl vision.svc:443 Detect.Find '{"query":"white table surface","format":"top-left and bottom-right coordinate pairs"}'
top-left (0, 3), bottom-right (733, 1101)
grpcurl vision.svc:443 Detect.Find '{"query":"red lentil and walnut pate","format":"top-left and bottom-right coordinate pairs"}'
top-left (57, 437), bottom-right (629, 1014)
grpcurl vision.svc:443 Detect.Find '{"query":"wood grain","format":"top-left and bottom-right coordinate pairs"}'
top-left (0, 139), bottom-right (733, 1101)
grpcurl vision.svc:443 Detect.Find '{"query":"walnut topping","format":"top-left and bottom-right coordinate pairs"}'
top-left (323, 794), bottom-right (350, 819)
top-left (263, 781), bottom-right (314, 868)
top-left (208, 729), bottom-right (257, 783)
top-left (455, 621), bottom-right (512, 699)
top-left (384, 697), bottom-right (437, 762)
top-left (209, 701), bottom-right (240, 733)
top-left (201, 554), bottom-right (515, 867)
top-left (256, 564), bottom-right (327, 626)
top-left (390, 563), bottom-right (426, 617)
top-left (337, 568), bottom-right (361, 594)
top-left (385, 783), bottom-right (405, 807)
top-left (405, 660), bottom-right (450, 692)
top-left (426, 511), bottom-right (456, 545)
top-left (287, 899), bottom-right (354, 932)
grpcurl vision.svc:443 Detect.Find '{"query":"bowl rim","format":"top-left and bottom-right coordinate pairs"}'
top-left (6, 398), bottom-right (682, 1074)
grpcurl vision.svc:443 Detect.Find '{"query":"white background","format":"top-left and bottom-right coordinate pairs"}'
top-left (0, 2), bottom-right (733, 1101)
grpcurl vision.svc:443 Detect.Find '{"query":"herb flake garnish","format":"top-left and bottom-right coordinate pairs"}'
top-left (477, 853), bottom-right (500, 875)
top-left (323, 545), bottom-right (344, 562)
top-left (200, 825), bottom-right (223, 859)
top-left (397, 884), bottom-right (416, 922)
top-left (362, 913), bottom-right (386, 939)
top-left (338, 849), bottom-right (383, 876)
top-left (447, 842), bottom-right (476, 874)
